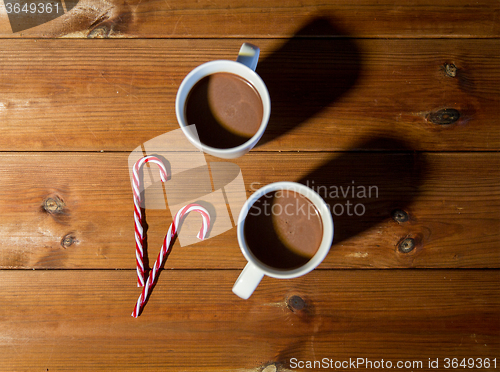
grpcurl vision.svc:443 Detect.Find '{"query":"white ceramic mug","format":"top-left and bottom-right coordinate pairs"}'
top-left (175, 43), bottom-right (271, 159)
top-left (232, 182), bottom-right (334, 299)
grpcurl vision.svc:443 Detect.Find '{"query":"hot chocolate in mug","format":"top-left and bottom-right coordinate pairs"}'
top-left (233, 182), bottom-right (334, 299)
top-left (175, 43), bottom-right (271, 159)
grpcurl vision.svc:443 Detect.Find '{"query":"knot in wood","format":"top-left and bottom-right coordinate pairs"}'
top-left (398, 237), bottom-right (416, 253)
top-left (262, 364), bottom-right (278, 372)
top-left (427, 108), bottom-right (460, 125)
top-left (391, 209), bottom-right (409, 223)
top-left (287, 295), bottom-right (306, 311)
top-left (262, 363), bottom-right (278, 372)
top-left (88, 25), bottom-right (111, 38)
top-left (61, 234), bottom-right (75, 248)
top-left (43, 196), bottom-right (65, 214)
top-left (444, 63), bottom-right (457, 77)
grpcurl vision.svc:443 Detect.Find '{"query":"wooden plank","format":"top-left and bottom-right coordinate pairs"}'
top-left (0, 0), bottom-right (498, 38)
top-left (0, 39), bottom-right (498, 152)
top-left (0, 152), bottom-right (498, 269)
top-left (0, 269), bottom-right (498, 371)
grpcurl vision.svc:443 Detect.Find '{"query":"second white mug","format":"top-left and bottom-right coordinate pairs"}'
top-left (232, 182), bottom-right (334, 299)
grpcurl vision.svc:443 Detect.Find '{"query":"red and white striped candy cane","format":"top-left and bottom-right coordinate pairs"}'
top-left (133, 156), bottom-right (169, 287)
top-left (132, 204), bottom-right (210, 318)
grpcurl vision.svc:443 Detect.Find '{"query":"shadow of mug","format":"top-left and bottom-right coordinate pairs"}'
top-left (297, 137), bottom-right (428, 250)
top-left (256, 16), bottom-right (362, 146)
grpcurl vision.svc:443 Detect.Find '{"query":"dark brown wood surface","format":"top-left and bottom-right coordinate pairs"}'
top-left (0, 39), bottom-right (498, 151)
top-left (0, 0), bottom-right (498, 38)
top-left (0, 0), bottom-right (498, 371)
top-left (1, 270), bottom-right (499, 371)
top-left (0, 152), bottom-right (498, 270)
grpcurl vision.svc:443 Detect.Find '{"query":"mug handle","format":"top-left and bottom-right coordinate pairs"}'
top-left (232, 261), bottom-right (264, 299)
top-left (236, 43), bottom-right (260, 71)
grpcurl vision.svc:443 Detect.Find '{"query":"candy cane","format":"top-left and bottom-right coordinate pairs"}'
top-left (132, 204), bottom-right (210, 318)
top-left (133, 156), bottom-right (168, 287)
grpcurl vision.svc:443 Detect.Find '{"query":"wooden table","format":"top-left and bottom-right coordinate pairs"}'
top-left (0, 1), bottom-right (499, 370)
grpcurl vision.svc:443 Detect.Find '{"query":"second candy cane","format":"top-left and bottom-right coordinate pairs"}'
top-left (132, 203), bottom-right (210, 317)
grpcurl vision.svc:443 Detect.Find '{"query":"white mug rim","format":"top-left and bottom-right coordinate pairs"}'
top-left (237, 181), bottom-right (334, 279)
top-left (175, 60), bottom-right (271, 157)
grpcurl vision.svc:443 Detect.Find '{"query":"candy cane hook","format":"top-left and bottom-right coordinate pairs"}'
top-left (133, 156), bottom-right (168, 287)
top-left (132, 204), bottom-right (210, 318)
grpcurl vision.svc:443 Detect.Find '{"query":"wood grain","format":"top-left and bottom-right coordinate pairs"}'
top-left (0, 1), bottom-right (498, 370)
top-left (0, 269), bottom-right (498, 371)
top-left (0, 152), bottom-right (497, 269)
top-left (0, 0), bottom-right (498, 38)
top-left (0, 39), bottom-right (498, 152)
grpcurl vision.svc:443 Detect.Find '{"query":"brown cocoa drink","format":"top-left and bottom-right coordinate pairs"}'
top-left (243, 190), bottom-right (323, 270)
top-left (185, 72), bottom-right (263, 149)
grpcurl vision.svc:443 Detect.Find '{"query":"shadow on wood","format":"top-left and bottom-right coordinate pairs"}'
top-left (297, 137), bottom-right (428, 250)
top-left (257, 16), bottom-right (362, 146)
